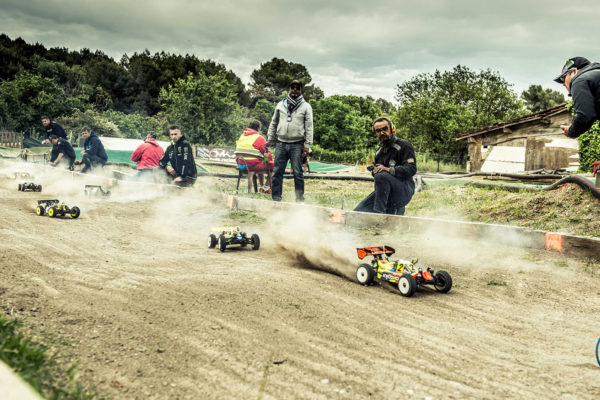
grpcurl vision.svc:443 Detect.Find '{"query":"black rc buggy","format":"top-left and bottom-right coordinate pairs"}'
top-left (356, 246), bottom-right (452, 297)
top-left (84, 185), bottom-right (111, 198)
top-left (208, 226), bottom-right (260, 252)
top-left (18, 182), bottom-right (42, 192)
top-left (36, 199), bottom-right (80, 219)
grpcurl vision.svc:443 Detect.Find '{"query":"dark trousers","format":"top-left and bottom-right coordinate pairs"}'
top-left (354, 172), bottom-right (415, 215)
top-left (51, 156), bottom-right (74, 171)
top-left (272, 141), bottom-right (304, 201)
top-left (81, 154), bottom-right (106, 173)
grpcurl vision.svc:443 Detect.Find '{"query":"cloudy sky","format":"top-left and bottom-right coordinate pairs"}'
top-left (2, 0), bottom-right (600, 102)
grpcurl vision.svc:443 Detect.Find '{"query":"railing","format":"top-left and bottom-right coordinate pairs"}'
top-left (0, 132), bottom-right (24, 148)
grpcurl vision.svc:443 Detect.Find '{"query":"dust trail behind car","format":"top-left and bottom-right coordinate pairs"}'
top-left (261, 207), bottom-right (360, 281)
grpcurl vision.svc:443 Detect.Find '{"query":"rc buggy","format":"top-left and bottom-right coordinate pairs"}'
top-left (208, 226), bottom-right (260, 252)
top-left (355, 246), bottom-right (452, 297)
top-left (84, 185), bottom-right (111, 198)
top-left (36, 199), bottom-right (81, 219)
top-left (18, 182), bottom-right (42, 192)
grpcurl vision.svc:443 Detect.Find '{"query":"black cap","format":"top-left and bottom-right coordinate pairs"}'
top-left (554, 57), bottom-right (590, 83)
top-left (289, 79), bottom-right (302, 88)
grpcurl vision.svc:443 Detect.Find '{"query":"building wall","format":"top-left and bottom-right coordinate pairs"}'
top-left (467, 111), bottom-right (578, 172)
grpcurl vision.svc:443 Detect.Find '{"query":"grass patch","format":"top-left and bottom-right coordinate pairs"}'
top-left (0, 315), bottom-right (98, 399)
top-left (488, 280), bottom-right (508, 286)
top-left (226, 210), bottom-right (265, 224)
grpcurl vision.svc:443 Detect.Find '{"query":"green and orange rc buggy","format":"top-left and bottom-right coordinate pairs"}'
top-left (208, 226), bottom-right (260, 252)
top-left (36, 199), bottom-right (80, 219)
top-left (355, 246), bottom-right (452, 297)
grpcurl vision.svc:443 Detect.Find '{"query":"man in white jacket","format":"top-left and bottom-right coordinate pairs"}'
top-left (266, 79), bottom-right (314, 202)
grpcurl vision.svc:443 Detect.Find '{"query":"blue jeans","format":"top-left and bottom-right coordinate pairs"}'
top-left (354, 172), bottom-right (415, 215)
top-left (272, 141), bottom-right (304, 201)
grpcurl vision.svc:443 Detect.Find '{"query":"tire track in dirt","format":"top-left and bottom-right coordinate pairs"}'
top-left (1, 165), bottom-right (599, 399)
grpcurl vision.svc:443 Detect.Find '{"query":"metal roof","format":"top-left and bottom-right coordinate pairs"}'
top-left (455, 104), bottom-right (569, 141)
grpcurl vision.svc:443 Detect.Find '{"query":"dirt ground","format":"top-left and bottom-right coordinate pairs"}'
top-left (1, 160), bottom-right (600, 400)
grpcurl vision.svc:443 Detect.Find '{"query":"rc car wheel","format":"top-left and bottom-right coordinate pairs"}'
top-left (37, 185), bottom-right (42, 192)
top-left (356, 263), bottom-right (375, 285)
top-left (251, 234), bottom-right (260, 250)
top-left (48, 206), bottom-right (57, 218)
top-left (434, 270), bottom-right (453, 293)
top-left (218, 235), bottom-right (227, 252)
top-left (398, 273), bottom-right (417, 297)
top-left (36, 206), bottom-right (45, 216)
top-left (208, 234), bottom-right (217, 248)
top-left (70, 206), bottom-right (81, 219)
top-left (18, 184), bottom-right (22, 191)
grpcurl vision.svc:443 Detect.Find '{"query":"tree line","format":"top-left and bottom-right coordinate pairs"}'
top-left (0, 33), bottom-right (570, 166)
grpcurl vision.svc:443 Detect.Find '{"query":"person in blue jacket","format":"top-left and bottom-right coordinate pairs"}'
top-left (79, 127), bottom-right (107, 173)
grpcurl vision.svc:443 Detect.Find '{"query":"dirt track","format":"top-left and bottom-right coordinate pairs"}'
top-left (1, 160), bottom-right (599, 399)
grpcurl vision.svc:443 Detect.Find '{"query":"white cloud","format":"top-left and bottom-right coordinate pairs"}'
top-left (2, 0), bottom-right (600, 101)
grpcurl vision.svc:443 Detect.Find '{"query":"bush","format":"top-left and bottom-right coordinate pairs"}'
top-left (577, 121), bottom-right (600, 172)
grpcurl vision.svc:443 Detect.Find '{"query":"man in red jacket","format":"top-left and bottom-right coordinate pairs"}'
top-left (131, 134), bottom-right (165, 179)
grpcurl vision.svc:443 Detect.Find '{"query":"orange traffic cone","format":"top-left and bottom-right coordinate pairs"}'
top-left (361, 163), bottom-right (366, 172)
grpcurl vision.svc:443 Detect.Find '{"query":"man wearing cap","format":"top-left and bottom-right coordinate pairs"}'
top-left (49, 134), bottom-right (76, 171)
top-left (266, 79), bottom-right (314, 202)
top-left (131, 133), bottom-right (165, 177)
top-left (554, 56), bottom-right (600, 138)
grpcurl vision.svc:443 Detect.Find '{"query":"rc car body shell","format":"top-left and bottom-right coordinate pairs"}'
top-left (355, 246), bottom-right (452, 297)
top-left (208, 226), bottom-right (260, 251)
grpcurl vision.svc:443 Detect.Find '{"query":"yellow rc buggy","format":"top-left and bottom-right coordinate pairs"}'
top-left (208, 226), bottom-right (260, 252)
top-left (356, 246), bottom-right (452, 297)
top-left (36, 199), bottom-right (80, 219)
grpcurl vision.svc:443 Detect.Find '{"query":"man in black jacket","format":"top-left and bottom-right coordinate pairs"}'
top-left (49, 135), bottom-right (76, 171)
top-left (159, 125), bottom-right (197, 187)
top-left (80, 127), bottom-right (108, 173)
top-left (41, 116), bottom-right (67, 144)
top-left (354, 117), bottom-right (417, 215)
top-left (554, 57), bottom-right (600, 138)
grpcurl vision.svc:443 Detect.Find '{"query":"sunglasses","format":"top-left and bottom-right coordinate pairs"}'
top-left (290, 85), bottom-right (301, 90)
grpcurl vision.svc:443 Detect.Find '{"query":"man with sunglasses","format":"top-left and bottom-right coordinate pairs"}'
top-left (354, 117), bottom-right (416, 215)
top-left (554, 57), bottom-right (600, 138)
top-left (266, 79), bottom-right (314, 202)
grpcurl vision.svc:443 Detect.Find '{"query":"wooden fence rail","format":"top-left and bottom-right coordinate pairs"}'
top-left (0, 132), bottom-right (24, 148)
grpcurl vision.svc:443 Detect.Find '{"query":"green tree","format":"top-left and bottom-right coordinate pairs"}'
top-left (101, 110), bottom-right (163, 139)
top-left (372, 97), bottom-right (397, 115)
top-left (60, 109), bottom-right (121, 141)
top-left (394, 65), bottom-right (526, 165)
top-left (521, 84), bottom-right (566, 113)
top-left (311, 97), bottom-right (375, 152)
top-left (159, 72), bottom-right (239, 145)
top-left (251, 99), bottom-right (276, 134)
top-left (0, 72), bottom-right (76, 135)
top-left (249, 57), bottom-right (323, 104)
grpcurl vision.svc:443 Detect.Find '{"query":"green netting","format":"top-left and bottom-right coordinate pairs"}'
top-left (74, 148), bottom-right (135, 164)
top-left (288, 161), bottom-right (350, 172)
